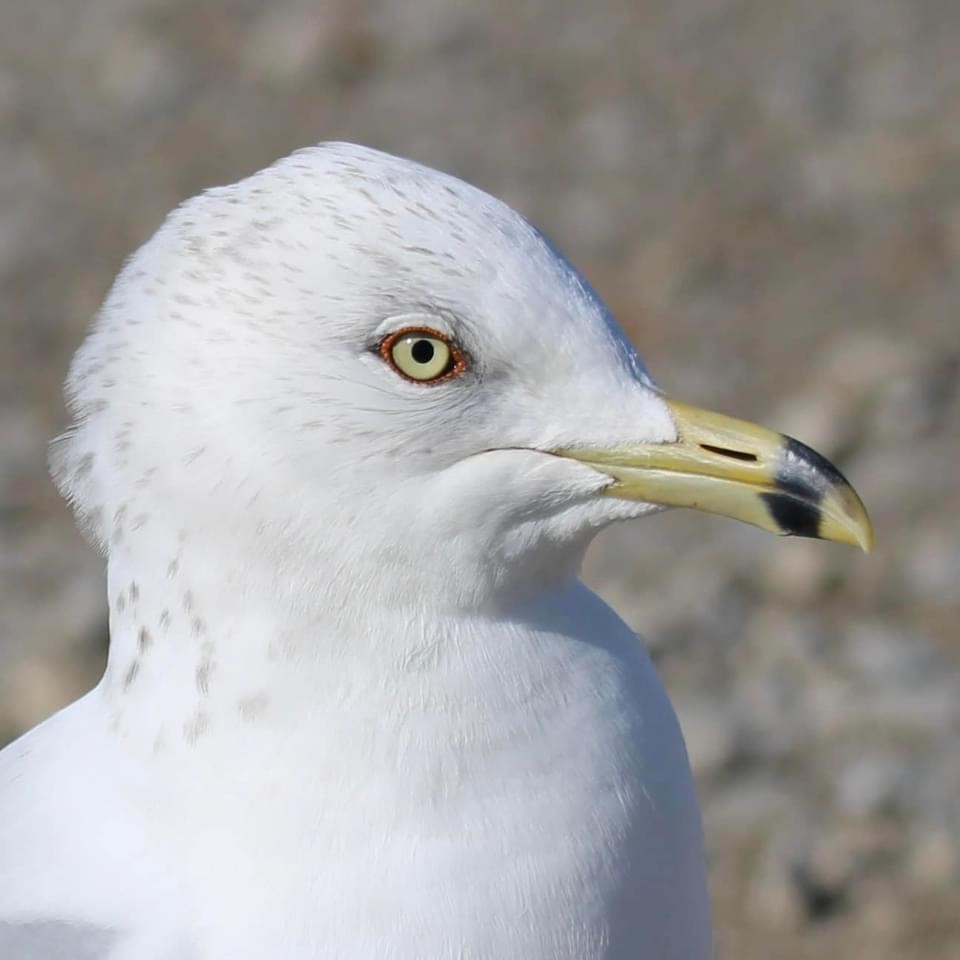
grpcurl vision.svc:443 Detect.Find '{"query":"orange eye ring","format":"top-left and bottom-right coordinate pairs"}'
top-left (379, 327), bottom-right (468, 384)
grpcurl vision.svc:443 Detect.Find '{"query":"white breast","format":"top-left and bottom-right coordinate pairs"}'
top-left (132, 583), bottom-right (712, 960)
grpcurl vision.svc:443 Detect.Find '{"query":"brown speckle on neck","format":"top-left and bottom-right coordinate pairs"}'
top-left (195, 658), bottom-right (214, 696)
top-left (183, 711), bottom-right (210, 745)
top-left (237, 693), bottom-right (269, 722)
top-left (121, 659), bottom-right (140, 691)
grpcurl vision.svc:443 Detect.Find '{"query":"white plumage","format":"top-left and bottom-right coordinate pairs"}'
top-left (2, 142), bottom-right (870, 959)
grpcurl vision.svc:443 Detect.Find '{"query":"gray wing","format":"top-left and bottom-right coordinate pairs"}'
top-left (0, 921), bottom-right (120, 960)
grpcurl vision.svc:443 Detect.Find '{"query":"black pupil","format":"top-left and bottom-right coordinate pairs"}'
top-left (410, 339), bottom-right (435, 364)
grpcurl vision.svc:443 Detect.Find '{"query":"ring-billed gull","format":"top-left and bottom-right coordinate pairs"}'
top-left (0, 143), bottom-right (872, 959)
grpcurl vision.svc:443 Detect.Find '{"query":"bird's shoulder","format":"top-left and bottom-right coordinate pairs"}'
top-left (0, 696), bottom-right (186, 958)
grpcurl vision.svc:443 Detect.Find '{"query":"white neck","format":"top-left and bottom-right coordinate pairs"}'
top-left (97, 515), bottom-right (589, 758)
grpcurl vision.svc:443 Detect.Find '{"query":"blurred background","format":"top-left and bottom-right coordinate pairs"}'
top-left (1, 0), bottom-right (958, 957)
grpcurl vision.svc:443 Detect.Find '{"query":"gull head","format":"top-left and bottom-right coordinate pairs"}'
top-left (51, 143), bottom-right (872, 614)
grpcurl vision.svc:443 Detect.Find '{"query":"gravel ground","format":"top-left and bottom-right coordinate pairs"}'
top-left (1, 1), bottom-right (958, 957)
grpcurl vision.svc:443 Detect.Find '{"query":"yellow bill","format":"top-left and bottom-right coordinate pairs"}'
top-left (557, 398), bottom-right (874, 552)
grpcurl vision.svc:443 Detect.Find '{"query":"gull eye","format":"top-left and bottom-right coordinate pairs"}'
top-left (380, 328), bottom-right (467, 383)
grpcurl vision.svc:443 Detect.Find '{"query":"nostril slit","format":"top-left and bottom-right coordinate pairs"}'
top-left (700, 443), bottom-right (758, 463)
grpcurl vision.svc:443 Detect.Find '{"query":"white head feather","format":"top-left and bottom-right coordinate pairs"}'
top-left (52, 142), bottom-right (675, 618)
